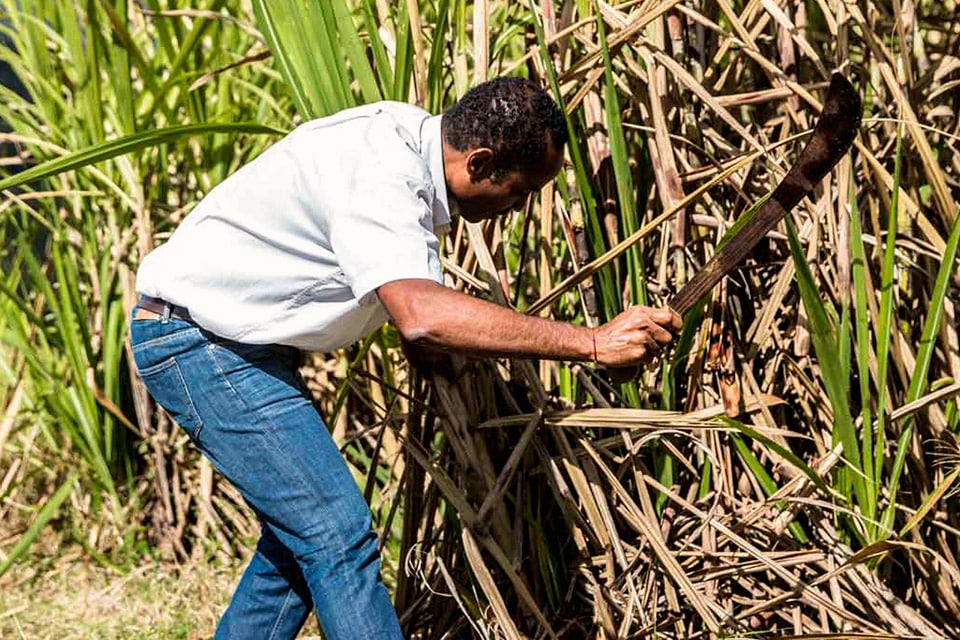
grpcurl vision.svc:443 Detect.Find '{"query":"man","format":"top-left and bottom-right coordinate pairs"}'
top-left (130, 77), bottom-right (681, 639)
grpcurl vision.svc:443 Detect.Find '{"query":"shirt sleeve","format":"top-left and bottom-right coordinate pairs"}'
top-left (328, 156), bottom-right (444, 306)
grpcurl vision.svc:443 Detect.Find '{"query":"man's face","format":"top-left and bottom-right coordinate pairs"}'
top-left (447, 139), bottom-right (564, 223)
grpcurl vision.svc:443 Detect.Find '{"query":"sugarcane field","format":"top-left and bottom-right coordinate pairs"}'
top-left (2, 1), bottom-right (960, 638)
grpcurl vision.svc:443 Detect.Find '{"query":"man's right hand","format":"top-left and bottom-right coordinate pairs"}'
top-left (594, 306), bottom-right (683, 367)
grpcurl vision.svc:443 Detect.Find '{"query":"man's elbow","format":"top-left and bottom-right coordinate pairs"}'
top-left (378, 279), bottom-right (445, 347)
top-left (395, 316), bottom-right (439, 348)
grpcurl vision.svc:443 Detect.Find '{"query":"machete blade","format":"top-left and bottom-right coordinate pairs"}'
top-left (669, 72), bottom-right (863, 316)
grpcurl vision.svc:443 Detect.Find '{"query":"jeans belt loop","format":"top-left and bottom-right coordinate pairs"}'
top-left (161, 302), bottom-right (172, 323)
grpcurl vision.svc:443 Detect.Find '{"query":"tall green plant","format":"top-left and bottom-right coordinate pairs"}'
top-left (0, 0), bottom-right (286, 567)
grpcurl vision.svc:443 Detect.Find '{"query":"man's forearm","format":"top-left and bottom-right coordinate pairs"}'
top-left (378, 279), bottom-right (594, 361)
top-left (378, 279), bottom-right (680, 367)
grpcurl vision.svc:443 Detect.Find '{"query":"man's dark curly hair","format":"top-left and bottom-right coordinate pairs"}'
top-left (442, 77), bottom-right (568, 178)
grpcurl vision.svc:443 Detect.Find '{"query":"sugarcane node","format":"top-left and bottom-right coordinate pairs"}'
top-left (668, 72), bottom-right (863, 318)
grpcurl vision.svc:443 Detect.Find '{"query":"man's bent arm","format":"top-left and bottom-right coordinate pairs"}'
top-left (377, 279), bottom-right (681, 367)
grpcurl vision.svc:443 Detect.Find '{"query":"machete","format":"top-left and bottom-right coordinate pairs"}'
top-left (668, 72), bottom-right (863, 316)
top-left (607, 73), bottom-right (861, 381)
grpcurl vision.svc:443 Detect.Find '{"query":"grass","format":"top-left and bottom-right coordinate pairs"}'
top-left (2, 549), bottom-right (237, 639)
top-left (0, 546), bottom-right (323, 639)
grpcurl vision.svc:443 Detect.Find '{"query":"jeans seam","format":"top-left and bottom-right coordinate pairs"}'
top-left (174, 358), bottom-right (205, 441)
top-left (267, 587), bottom-right (294, 640)
top-left (137, 356), bottom-right (205, 441)
top-left (204, 343), bottom-right (318, 517)
top-left (206, 340), bottom-right (306, 421)
top-left (136, 355), bottom-right (179, 378)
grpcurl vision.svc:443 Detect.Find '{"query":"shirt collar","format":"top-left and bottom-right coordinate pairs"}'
top-left (420, 114), bottom-right (452, 233)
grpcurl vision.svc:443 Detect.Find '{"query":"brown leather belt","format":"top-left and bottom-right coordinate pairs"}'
top-left (136, 296), bottom-right (193, 322)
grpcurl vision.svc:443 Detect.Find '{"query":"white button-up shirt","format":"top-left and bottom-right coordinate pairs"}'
top-left (136, 102), bottom-right (451, 351)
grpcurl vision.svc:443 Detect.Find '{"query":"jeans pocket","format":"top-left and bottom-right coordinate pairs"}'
top-left (137, 357), bottom-right (204, 442)
top-left (131, 320), bottom-right (199, 354)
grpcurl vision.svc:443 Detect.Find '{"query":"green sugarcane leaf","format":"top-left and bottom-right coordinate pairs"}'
top-left (330, 0), bottom-right (382, 104)
top-left (787, 216), bottom-right (867, 507)
top-left (0, 123), bottom-right (283, 192)
top-left (730, 432), bottom-right (809, 543)
top-left (0, 473), bottom-right (77, 578)
top-left (251, 0), bottom-right (341, 117)
top-left (849, 177), bottom-right (879, 532)
top-left (723, 416), bottom-right (832, 496)
top-left (596, 6), bottom-right (645, 307)
top-left (882, 207), bottom-right (960, 532)
top-left (361, 0), bottom-right (394, 94)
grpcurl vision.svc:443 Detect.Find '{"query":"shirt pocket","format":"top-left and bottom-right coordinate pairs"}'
top-left (136, 357), bottom-right (204, 442)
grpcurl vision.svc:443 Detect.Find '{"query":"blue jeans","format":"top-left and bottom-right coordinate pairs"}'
top-left (130, 303), bottom-right (403, 640)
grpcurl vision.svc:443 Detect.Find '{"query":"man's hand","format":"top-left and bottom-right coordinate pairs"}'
top-left (595, 306), bottom-right (683, 367)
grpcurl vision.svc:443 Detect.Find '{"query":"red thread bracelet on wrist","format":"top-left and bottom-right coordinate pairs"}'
top-left (591, 329), bottom-right (598, 363)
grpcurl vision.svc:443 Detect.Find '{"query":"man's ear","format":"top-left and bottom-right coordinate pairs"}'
top-left (464, 148), bottom-right (495, 182)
